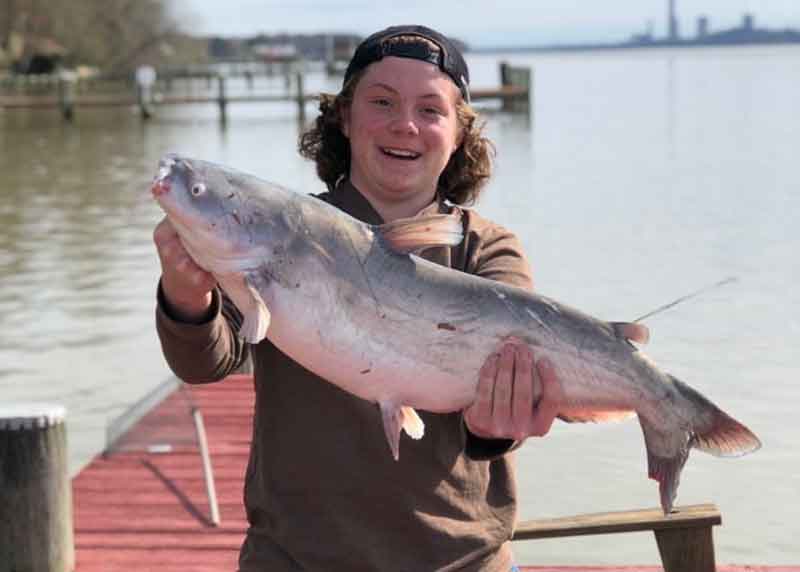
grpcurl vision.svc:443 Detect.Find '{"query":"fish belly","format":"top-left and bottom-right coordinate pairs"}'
top-left (259, 274), bottom-right (480, 413)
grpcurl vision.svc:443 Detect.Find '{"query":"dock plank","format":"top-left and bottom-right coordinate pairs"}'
top-left (71, 374), bottom-right (795, 571)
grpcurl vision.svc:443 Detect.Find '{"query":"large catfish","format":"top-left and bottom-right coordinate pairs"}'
top-left (152, 154), bottom-right (760, 513)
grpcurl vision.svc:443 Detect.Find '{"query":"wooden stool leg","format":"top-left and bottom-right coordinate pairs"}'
top-left (654, 526), bottom-right (716, 572)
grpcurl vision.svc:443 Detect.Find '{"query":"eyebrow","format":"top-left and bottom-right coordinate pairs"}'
top-left (363, 82), bottom-right (448, 100)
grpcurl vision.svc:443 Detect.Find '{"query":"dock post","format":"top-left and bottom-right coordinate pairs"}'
top-left (217, 74), bottom-right (228, 125)
top-left (58, 71), bottom-right (77, 121)
top-left (655, 525), bottom-right (717, 572)
top-left (296, 71), bottom-right (306, 122)
top-left (499, 61), bottom-right (531, 114)
top-left (135, 65), bottom-right (157, 121)
top-left (0, 404), bottom-right (74, 572)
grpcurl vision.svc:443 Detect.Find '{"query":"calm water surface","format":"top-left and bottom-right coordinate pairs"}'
top-left (1, 46), bottom-right (798, 565)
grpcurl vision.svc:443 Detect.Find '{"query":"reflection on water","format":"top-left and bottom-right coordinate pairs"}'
top-left (1, 46), bottom-right (799, 565)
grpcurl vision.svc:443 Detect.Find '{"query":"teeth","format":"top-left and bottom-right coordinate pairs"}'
top-left (383, 148), bottom-right (419, 159)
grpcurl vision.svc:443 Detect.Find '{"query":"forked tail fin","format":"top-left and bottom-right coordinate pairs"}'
top-left (670, 374), bottom-right (762, 457)
top-left (640, 375), bottom-right (761, 514)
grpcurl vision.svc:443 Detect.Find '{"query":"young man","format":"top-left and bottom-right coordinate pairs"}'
top-left (154, 25), bottom-right (562, 572)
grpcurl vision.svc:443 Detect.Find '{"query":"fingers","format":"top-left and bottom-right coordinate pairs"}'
top-left (153, 216), bottom-right (216, 320)
top-left (465, 341), bottom-right (537, 441)
top-left (465, 340), bottom-right (563, 441)
top-left (463, 353), bottom-right (499, 438)
top-left (154, 218), bottom-right (213, 287)
top-left (511, 344), bottom-right (534, 440)
top-left (491, 344), bottom-right (515, 428)
top-left (526, 358), bottom-right (562, 437)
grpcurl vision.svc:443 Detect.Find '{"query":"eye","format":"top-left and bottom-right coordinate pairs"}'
top-left (422, 105), bottom-right (445, 117)
top-left (191, 182), bottom-right (206, 197)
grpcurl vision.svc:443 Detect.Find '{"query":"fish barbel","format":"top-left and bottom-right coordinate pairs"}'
top-left (152, 154), bottom-right (761, 513)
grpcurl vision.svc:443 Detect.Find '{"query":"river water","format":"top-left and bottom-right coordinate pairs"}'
top-left (1, 45), bottom-right (798, 565)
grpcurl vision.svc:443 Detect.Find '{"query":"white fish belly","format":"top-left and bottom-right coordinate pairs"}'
top-left (262, 279), bottom-right (480, 412)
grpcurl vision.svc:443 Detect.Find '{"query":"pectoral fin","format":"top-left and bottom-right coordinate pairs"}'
top-left (377, 214), bottom-right (463, 255)
top-left (379, 401), bottom-right (425, 461)
top-left (218, 273), bottom-right (271, 344)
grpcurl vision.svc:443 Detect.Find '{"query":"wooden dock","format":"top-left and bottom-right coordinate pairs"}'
top-left (68, 374), bottom-right (798, 572)
top-left (0, 62), bottom-right (531, 122)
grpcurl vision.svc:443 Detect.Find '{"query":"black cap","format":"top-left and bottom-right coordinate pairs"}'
top-left (343, 25), bottom-right (470, 103)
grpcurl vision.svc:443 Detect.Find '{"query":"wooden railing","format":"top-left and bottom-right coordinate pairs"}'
top-left (513, 503), bottom-right (722, 572)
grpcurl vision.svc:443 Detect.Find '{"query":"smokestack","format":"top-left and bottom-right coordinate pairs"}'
top-left (668, 0), bottom-right (679, 40)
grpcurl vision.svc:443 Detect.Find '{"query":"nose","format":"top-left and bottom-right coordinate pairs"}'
top-left (389, 107), bottom-right (419, 136)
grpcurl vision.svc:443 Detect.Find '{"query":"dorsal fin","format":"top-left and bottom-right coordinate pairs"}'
top-left (377, 214), bottom-right (463, 255)
top-left (611, 321), bottom-right (650, 345)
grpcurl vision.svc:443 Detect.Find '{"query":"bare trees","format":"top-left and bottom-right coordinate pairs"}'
top-left (2, 0), bottom-right (202, 75)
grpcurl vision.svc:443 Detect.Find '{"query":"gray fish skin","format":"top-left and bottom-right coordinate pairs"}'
top-left (152, 154), bottom-right (761, 513)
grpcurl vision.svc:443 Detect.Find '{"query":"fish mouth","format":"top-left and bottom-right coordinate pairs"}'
top-left (151, 155), bottom-right (182, 197)
top-left (151, 178), bottom-right (171, 197)
top-left (380, 146), bottom-right (421, 160)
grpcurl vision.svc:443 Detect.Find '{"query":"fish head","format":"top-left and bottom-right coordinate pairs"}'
top-left (151, 154), bottom-right (272, 274)
top-left (152, 154), bottom-right (233, 224)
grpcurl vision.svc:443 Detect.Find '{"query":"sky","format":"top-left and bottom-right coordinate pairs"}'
top-left (172, 0), bottom-right (800, 47)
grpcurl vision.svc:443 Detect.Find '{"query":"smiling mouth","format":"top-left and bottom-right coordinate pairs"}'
top-left (380, 147), bottom-right (421, 160)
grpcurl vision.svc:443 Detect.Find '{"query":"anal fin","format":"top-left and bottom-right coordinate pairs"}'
top-left (379, 402), bottom-right (426, 460)
top-left (558, 407), bottom-right (637, 423)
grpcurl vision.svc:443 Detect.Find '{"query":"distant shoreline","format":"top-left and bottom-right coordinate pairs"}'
top-left (472, 31), bottom-right (800, 54)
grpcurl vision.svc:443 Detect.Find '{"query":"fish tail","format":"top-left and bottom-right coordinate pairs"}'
top-left (640, 375), bottom-right (761, 514)
top-left (670, 374), bottom-right (762, 457)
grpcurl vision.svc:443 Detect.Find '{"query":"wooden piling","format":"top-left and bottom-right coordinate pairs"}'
top-left (296, 71), bottom-right (306, 122)
top-left (135, 65), bottom-right (157, 120)
top-left (136, 84), bottom-right (153, 120)
top-left (217, 74), bottom-right (228, 125)
top-left (57, 75), bottom-right (75, 121)
top-left (0, 403), bottom-right (74, 572)
top-left (499, 61), bottom-right (532, 113)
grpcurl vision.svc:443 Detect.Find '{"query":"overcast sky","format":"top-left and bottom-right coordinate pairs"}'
top-left (172, 0), bottom-right (800, 46)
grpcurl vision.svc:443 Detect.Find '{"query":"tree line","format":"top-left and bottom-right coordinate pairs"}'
top-left (1, 0), bottom-right (206, 75)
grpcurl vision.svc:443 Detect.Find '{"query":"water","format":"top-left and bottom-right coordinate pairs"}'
top-left (1, 45), bottom-right (798, 565)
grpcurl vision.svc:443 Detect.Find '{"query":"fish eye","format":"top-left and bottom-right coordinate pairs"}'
top-left (191, 183), bottom-right (207, 197)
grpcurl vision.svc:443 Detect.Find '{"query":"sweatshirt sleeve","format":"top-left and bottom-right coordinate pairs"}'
top-left (459, 211), bottom-right (534, 460)
top-left (155, 281), bottom-right (250, 384)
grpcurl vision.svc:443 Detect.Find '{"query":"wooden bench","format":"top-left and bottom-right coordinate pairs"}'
top-left (513, 503), bottom-right (722, 572)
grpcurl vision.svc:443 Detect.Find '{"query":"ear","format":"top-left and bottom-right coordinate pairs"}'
top-left (341, 105), bottom-right (351, 139)
top-left (452, 127), bottom-right (464, 155)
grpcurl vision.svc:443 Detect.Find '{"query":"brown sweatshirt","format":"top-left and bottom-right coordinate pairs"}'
top-left (156, 181), bottom-right (533, 572)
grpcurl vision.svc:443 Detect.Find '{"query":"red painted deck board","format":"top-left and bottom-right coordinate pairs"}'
top-left (73, 375), bottom-right (253, 572)
top-left (72, 374), bottom-right (796, 572)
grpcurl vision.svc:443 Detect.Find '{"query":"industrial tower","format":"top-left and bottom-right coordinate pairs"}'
top-left (668, 0), bottom-right (679, 40)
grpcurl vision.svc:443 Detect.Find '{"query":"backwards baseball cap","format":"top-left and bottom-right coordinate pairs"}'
top-left (343, 25), bottom-right (471, 103)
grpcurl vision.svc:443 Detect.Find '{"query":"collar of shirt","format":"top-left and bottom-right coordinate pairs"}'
top-left (326, 180), bottom-right (447, 225)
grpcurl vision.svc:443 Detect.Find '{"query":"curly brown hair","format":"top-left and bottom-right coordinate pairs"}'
top-left (298, 48), bottom-right (495, 205)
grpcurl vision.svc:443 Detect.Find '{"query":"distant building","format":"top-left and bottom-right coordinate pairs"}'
top-left (742, 13), bottom-right (755, 32)
top-left (8, 33), bottom-right (67, 74)
top-left (668, 0), bottom-right (680, 41)
top-left (630, 20), bottom-right (655, 44)
top-left (697, 16), bottom-right (709, 39)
